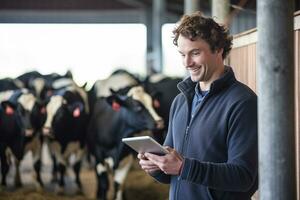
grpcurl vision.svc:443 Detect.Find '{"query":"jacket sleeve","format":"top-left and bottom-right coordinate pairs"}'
top-left (179, 95), bottom-right (258, 192)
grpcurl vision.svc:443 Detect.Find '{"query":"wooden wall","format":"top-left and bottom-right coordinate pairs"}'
top-left (227, 11), bottom-right (300, 199)
top-left (296, 16), bottom-right (300, 200)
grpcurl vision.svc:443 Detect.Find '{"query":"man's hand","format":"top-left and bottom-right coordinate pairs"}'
top-left (138, 153), bottom-right (160, 173)
top-left (138, 146), bottom-right (183, 175)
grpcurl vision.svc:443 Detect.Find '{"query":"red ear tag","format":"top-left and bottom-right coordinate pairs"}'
top-left (112, 101), bottom-right (121, 111)
top-left (73, 107), bottom-right (81, 118)
top-left (5, 106), bottom-right (14, 115)
top-left (153, 99), bottom-right (160, 108)
top-left (40, 107), bottom-right (46, 114)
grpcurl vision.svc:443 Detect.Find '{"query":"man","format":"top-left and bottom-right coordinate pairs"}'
top-left (138, 11), bottom-right (258, 200)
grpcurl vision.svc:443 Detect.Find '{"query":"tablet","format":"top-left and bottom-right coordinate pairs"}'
top-left (122, 136), bottom-right (168, 155)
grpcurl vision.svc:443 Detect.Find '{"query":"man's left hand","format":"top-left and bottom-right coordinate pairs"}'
top-left (144, 146), bottom-right (183, 175)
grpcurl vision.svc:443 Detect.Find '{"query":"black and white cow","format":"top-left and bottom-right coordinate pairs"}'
top-left (143, 74), bottom-right (182, 143)
top-left (42, 84), bottom-right (89, 193)
top-left (0, 78), bottom-right (24, 91)
top-left (0, 88), bottom-right (45, 188)
top-left (17, 70), bottom-right (74, 101)
top-left (87, 85), bottom-right (164, 200)
top-left (88, 70), bottom-right (140, 113)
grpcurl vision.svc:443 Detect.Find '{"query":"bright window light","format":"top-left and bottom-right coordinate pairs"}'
top-left (0, 24), bottom-right (147, 88)
top-left (162, 23), bottom-right (186, 77)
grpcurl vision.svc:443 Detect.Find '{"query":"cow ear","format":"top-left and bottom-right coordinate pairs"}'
top-left (109, 88), bottom-right (117, 95)
top-left (111, 100), bottom-right (121, 111)
top-left (68, 102), bottom-right (84, 118)
top-left (72, 107), bottom-right (81, 117)
top-left (151, 91), bottom-right (162, 99)
top-left (66, 105), bottom-right (81, 118)
top-left (1, 101), bottom-right (16, 115)
top-left (65, 70), bottom-right (73, 79)
top-left (80, 82), bottom-right (88, 90)
top-left (106, 94), bottom-right (127, 111)
top-left (153, 99), bottom-right (160, 108)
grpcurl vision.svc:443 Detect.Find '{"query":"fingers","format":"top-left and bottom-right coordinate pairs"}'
top-left (145, 148), bottom-right (183, 175)
top-left (138, 156), bottom-right (160, 173)
top-left (164, 146), bottom-right (172, 152)
top-left (144, 152), bottom-right (164, 163)
top-left (138, 149), bottom-right (183, 175)
top-left (144, 153), bottom-right (167, 171)
top-left (137, 153), bottom-right (147, 160)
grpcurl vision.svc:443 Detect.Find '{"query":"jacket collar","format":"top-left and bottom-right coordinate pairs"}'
top-left (177, 66), bottom-right (236, 99)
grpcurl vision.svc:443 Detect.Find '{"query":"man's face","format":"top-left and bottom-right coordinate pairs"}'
top-left (177, 35), bottom-right (223, 83)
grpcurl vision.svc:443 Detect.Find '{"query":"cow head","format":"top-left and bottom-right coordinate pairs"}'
top-left (31, 100), bottom-right (47, 132)
top-left (0, 101), bottom-right (23, 151)
top-left (1, 91), bottom-right (37, 137)
top-left (0, 101), bottom-right (18, 132)
top-left (42, 90), bottom-right (86, 137)
top-left (107, 86), bottom-right (164, 131)
top-left (16, 92), bottom-right (38, 137)
top-left (28, 77), bottom-right (46, 100)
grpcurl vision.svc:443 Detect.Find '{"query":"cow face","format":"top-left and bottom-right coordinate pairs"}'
top-left (107, 86), bottom-right (164, 131)
top-left (31, 100), bottom-right (47, 131)
top-left (0, 101), bottom-right (20, 135)
top-left (43, 95), bottom-right (68, 136)
top-left (42, 91), bottom-right (85, 137)
top-left (0, 93), bottom-right (35, 137)
top-left (16, 93), bottom-right (37, 137)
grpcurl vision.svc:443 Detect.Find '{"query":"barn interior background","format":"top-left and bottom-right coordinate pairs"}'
top-left (0, 0), bottom-right (300, 200)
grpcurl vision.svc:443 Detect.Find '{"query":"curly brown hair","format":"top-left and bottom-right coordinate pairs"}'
top-left (173, 11), bottom-right (233, 59)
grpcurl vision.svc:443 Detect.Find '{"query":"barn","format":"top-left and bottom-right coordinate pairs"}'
top-left (0, 1), bottom-right (300, 200)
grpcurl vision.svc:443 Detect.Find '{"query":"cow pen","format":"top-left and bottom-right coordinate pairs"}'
top-left (0, 151), bottom-right (169, 200)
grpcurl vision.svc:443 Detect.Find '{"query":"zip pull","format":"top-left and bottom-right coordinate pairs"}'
top-left (185, 126), bottom-right (190, 139)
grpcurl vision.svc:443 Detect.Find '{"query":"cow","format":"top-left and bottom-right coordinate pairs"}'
top-left (42, 84), bottom-right (89, 193)
top-left (0, 78), bottom-right (24, 91)
top-left (17, 70), bottom-right (74, 101)
top-left (87, 85), bottom-right (164, 200)
top-left (143, 74), bottom-right (182, 144)
top-left (0, 88), bottom-right (46, 189)
top-left (88, 69), bottom-right (140, 113)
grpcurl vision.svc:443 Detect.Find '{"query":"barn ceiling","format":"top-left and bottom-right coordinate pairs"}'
top-left (0, 0), bottom-right (298, 25)
top-left (0, 0), bottom-right (256, 14)
top-left (1, 0), bottom-right (299, 14)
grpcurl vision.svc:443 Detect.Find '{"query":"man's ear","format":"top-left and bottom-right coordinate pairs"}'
top-left (216, 48), bottom-right (224, 56)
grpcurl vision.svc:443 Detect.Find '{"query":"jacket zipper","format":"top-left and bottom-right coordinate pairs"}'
top-left (185, 126), bottom-right (190, 140)
top-left (175, 97), bottom-right (191, 200)
top-left (174, 92), bottom-right (211, 200)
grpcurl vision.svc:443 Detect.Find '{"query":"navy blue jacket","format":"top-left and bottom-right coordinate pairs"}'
top-left (151, 67), bottom-right (258, 200)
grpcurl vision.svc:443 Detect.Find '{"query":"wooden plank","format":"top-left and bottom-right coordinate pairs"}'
top-left (229, 24), bottom-right (300, 200)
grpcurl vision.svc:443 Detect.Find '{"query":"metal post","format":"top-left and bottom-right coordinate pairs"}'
top-left (212, 0), bottom-right (230, 24)
top-left (146, 6), bottom-right (153, 75)
top-left (184, 0), bottom-right (200, 15)
top-left (257, 0), bottom-right (295, 199)
top-left (152, 0), bottom-right (165, 73)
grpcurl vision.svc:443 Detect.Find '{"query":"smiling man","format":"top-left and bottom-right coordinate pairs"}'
top-left (138, 11), bottom-right (258, 200)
